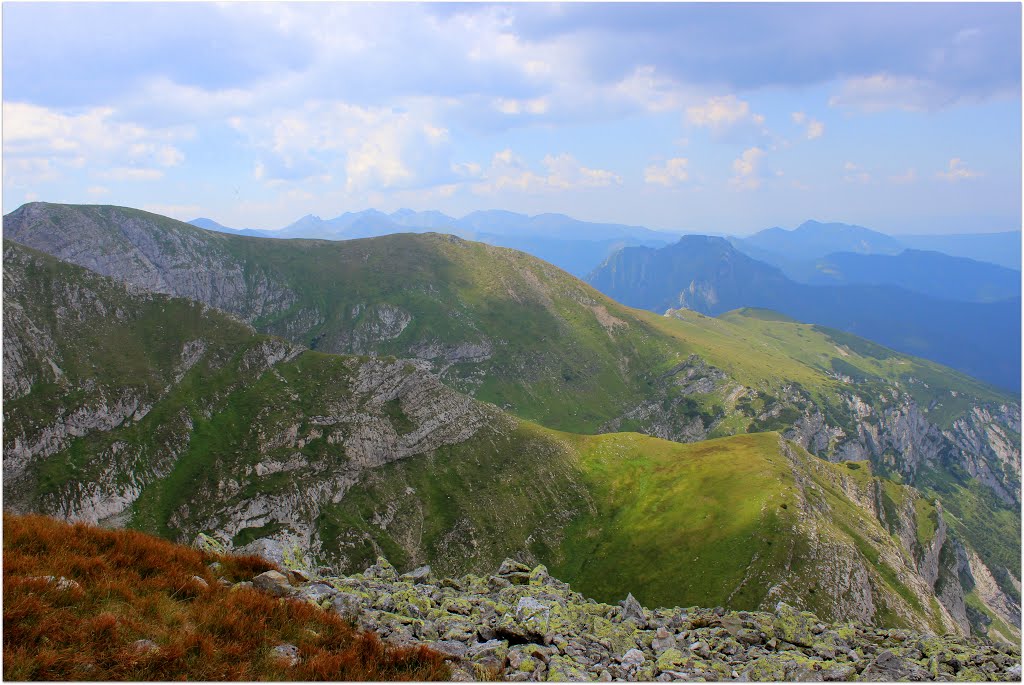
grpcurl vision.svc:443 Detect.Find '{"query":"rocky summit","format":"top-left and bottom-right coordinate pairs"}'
top-left (227, 551), bottom-right (1021, 682)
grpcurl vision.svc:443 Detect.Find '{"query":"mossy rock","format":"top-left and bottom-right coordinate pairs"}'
top-left (546, 655), bottom-right (589, 682)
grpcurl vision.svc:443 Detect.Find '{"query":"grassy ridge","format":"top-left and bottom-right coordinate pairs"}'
top-left (324, 427), bottom-right (955, 630)
top-left (556, 432), bottom-right (796, 608)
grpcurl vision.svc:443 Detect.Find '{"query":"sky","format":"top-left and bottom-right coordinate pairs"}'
top-left (2, 2), bottom-right (1021, 235)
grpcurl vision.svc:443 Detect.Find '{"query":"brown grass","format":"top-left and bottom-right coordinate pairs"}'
top-left (3, 513), bottom-right (449, 681)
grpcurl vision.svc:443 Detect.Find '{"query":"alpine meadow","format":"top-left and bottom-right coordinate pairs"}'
top-left (2, 3), bottom-right (1021, 682)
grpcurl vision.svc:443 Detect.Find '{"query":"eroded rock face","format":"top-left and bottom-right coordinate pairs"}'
top-left (215, 556), bottom-right (1022, 683)
top-left (4, 203), bottom-right (298, 323)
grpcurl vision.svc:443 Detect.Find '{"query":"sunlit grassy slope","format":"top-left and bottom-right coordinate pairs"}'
top-left (324, 427), bottom-right (956, 631)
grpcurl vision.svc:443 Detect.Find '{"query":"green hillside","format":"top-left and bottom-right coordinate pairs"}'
top-left (2, 240), bottom-right (969, 635)
top-left (4, 206), bottom-right (1020, 640)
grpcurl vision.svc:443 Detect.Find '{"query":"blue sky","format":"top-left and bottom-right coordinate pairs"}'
top-left (3, 2), bottom-right (1021, 235)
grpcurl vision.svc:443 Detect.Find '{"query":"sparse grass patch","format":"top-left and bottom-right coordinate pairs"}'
top-left (3, 513), bottom-right (448, 681)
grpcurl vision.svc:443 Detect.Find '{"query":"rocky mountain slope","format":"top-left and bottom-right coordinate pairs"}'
top-left (3, 203), bottom-right (1020, 640)
top-left (240, 554), bottom-right (1023, 681)
top-left (3, 239), bottom-right (1012, 639)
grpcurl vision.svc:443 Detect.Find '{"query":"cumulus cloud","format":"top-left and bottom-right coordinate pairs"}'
top-left (2, 102), bottom-right (188, 185)
top-left (936, 158), bottom-right (982, 182)
top-left (791, 112), bottom-right (824, 140)
top-left (472, 149), bottom-right (622, 194)
top-left (729, 147), bottom-right (766, 190)
top-left (229, 100), bottom-right (454, 192)
top-left (644, 158), bottom-right (690, 187)
top-left (686, 95), bottom-right (765, 137)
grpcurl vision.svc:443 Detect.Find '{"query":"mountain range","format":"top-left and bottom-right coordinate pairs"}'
top-left (191, 212), bottom-right (1022, 275)
top-left (191, 209), bottom-right (679, 278)
top-left (587, 236), bottom-right (1020, 392)
top-left (3, 202), bottom-right (1020, 644)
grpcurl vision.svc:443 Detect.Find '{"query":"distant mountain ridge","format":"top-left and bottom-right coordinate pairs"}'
top-left (587, 236), bottom-right (1021, 392)
top-left (802, 249), bottom-right (1021, 303)
top-left (737, 220), bottom-right (905, 262)
top-left (189, 211), bottom-right (1021, 278)
top-left (189, 209), bottom-right (678, 276)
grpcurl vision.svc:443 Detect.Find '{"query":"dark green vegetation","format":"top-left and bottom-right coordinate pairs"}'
top-left (3, 204), bottom-right (1020, 642)
top-left (587, 235), bottom-right (1021, 391)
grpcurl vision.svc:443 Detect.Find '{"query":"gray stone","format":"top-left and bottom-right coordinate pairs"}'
top-left (428, 640), bottom-right (469, 659)
top-left (271, 643), bottom-right (300, 667)
top-left (497, 559), bottom-right (532, 576)
top-left (861, 650), bottom-right (931, 681)
top-left (401, 565), bottom-right (433, 584)
top-left (331, 592), bottom-right (365, 618)
top-left (297, 582), bottom-right (337, 604)
top-left (364, 557), bottom-right (398, 580)
top-left (620, 593), bottom-right (645, 624)
top-left (773, 602), bottom-right (816, 648)
top-left (252, 570), bottom-right (293, 597)
top-left (132, 639), bottom-right (159, 654)
top-left (651, 626), bottom-right (675, 653)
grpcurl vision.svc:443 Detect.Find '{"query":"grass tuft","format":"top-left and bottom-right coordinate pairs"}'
top-left (2, 513), bottom-right (449, 681)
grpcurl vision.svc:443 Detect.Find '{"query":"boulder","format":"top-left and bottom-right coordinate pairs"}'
top-left (497, 597), bottom-right (553, 643)
top-left (860, 650), bottom-right (930, 681)
top-left (364, 557), bottom-right (399, 580)
top-left (773, 602), bottom-right (816, 648)
top-left (497, 559), bottom-right (532, 576)
top-left (401, 565), bottom-right (433, 584)
top-left (620, 593), bottom-right (645, 624)
top-left (331, 592), bottom-right (365, 618)
top-left (252, 570), bottom-right (293, 597)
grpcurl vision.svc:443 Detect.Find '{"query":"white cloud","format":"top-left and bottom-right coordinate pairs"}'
top-left (229, 100), bottom-right (454, 192)
top-left (936, 158), bottom-right (981, 182)
top-left (612, 65), bottom-right (688, 113)
top-left (729, 147), bottom-right (765, 190)
top-left (686, 95), bottom-right (766, 137)
top-left (644, 158), bottom-right (690, 187)
top-left (791, 111), bottom-right (824, 140)
top-left (472, 149), bottom-right (622, 194)
top-left (2, 102), bottom-right (188, 186)
top-left (86, 185), bottom-right (110, 196)
top-left (828, 73), bottom-right (957, 112)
